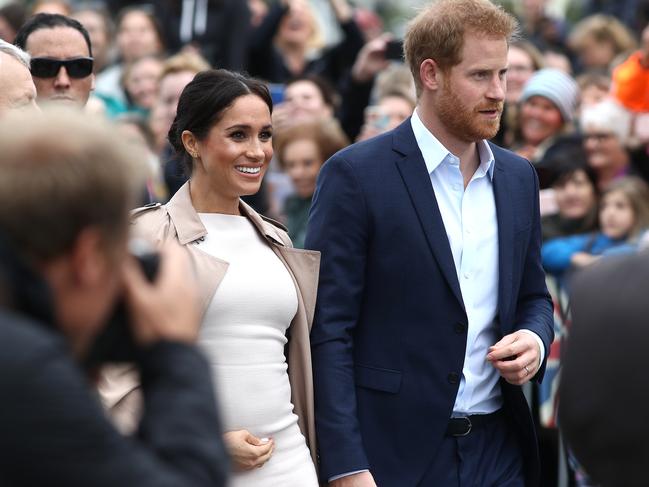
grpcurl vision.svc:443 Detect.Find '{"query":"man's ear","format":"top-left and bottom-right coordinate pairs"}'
top-left (420, 58), bottom-right (442, 92)
top-left (68, 227), bottom-right (110, 287)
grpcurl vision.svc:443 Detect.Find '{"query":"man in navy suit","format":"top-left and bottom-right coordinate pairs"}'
top-left (305, 1), bottom-right (554, 486)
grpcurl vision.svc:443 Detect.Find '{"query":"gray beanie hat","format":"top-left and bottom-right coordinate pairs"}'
top-left (520, 68), bottom-right (579, 122)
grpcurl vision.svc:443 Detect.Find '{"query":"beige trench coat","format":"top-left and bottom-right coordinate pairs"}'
top-left (100, 182), bottom-right (320, 466)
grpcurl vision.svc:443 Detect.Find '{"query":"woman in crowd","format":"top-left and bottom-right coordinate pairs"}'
top-left (272, 74), bottom-right (339, 131)
top-left (95, 6), bottom-right (165, 108)
top-left (122, 55), bottom-right (163, 115)
top-left (72, 5), bottom-right (114, 75)
top-left (542, 176), bottom-right (649, 283)
top-left (568, 14), bottom-right (637, 73)
top-left (275, 118), bottom-right (348, 247)
top-left (506, 40), bottom-right (544, 106)
top-left (129, 69), bottom-right (320, 486)
top-left (495, 40), bottom-right (544, 148)
top-left (513, 68), bottom-right (580, 188)
top-left (576, 71), bottom-right (611, 110)
top-left (580, 98), bottom-right (634, 190)
top-left (247, 0), bottom-right (363, 86)
top-left (356, 90), bottom-right (415, 142)
top-left (541, 144), bottom-right (600, 242)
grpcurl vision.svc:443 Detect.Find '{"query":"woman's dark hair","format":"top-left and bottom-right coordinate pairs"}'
top-left (168, 69), bottom-right (273, 175)
top-left (544, 140), bottom-right (599, 191)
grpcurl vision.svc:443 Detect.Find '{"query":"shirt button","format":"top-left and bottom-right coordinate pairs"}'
top-left (448, 373), bottom-right (460, 384)
top-left (463, 272), bottom-right (470, 279)
top-left (454, 322), bottom-right (467, 334)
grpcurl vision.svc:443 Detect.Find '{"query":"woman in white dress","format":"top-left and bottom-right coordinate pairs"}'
top-left (129, 69), bottom-right (320, 486)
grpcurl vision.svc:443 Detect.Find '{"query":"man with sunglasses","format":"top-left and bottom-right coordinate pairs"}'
top-left (14, 13), bottom-right (95, 108)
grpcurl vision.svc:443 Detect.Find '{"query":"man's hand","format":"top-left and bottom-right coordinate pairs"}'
top-left (122, 242), bottom-right (201, 346)
top-left (223, 430), bottom-right (274, 471)
top-left (486, 331), bottom-right (541, 385)
top-left (330, 471), bottom-right (377, 487)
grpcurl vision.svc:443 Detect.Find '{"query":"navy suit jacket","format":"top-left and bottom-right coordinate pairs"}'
top-left (305, 119), bottom-right (554, 486)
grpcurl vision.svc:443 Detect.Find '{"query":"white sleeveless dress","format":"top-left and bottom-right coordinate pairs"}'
top-left (196, 213), bottom-right (318, 487)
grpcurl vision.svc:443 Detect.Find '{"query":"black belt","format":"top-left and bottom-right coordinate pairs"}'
top-left (446, 410), bottom-right (503, 437)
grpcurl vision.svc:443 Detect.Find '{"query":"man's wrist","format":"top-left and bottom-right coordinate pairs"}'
top-left (518, 329), bottom-right (545, 372)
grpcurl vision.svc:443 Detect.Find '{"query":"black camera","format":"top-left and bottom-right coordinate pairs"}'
top-left (83, 240), bottom-right (159, 368)
top-left (384, 39), bottom-right (404, 61)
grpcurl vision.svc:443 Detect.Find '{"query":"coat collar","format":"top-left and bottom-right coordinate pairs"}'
top-left (166, 181), bottom-right (287, 247)
top-left (392, 119), bottom-right (465, 308)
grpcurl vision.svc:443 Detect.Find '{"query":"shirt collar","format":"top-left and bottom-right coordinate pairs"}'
top-left (410, 108), bottom-right (495, 181)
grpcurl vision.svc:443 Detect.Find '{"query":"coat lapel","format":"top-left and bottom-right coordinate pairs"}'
top-left (393, 122), bottom-right (465, 309)
top-left (492, 156), bottom-right (514, 322)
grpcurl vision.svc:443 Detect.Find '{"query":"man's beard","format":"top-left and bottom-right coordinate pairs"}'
top-left (436, 79), bottom-right (503, 143)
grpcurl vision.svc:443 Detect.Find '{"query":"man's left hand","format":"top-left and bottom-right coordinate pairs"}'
top-left (486, 331), bottom-right (541, 385)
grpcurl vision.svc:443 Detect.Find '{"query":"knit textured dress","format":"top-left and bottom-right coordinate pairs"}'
top-left (197, 212), bottom-right (318, 487)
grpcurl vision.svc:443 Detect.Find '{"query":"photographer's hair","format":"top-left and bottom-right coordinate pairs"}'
top-left (0, 110), bottom-right (146, 263)
top-left (14, 12), bottom-right (92, 57)
top-left (168, 69), bottom-right (272, 176)
top-left (0, 38), bottom-right (30, 68)
top-left (403, 0), bottom-right (519, 97)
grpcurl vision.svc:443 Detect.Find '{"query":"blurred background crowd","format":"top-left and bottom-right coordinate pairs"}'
top-left (0, 0), bottom-right (648, 486)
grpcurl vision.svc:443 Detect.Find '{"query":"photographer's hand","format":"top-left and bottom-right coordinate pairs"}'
top-left (122, 242), bottom-right (200, 346)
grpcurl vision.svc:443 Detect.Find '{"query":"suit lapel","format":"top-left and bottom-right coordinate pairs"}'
top-left (393, 122), bottom-right (464, 309)
top-left (493, 156), bottom-right (514, 322)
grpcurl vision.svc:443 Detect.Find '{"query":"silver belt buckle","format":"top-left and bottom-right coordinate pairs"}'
top-left (457, 416), bottom-right (472, 436)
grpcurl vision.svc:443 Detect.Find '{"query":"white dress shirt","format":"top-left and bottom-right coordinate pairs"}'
top-left (411, 109), bottom-right (544, 415)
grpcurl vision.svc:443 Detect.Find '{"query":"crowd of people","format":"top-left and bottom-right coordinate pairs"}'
top-left (0, 0), bottom-right (648, 486)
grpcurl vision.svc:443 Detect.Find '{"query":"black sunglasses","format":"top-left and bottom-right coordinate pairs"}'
top-left (30, 57), bottom-right (94, 79)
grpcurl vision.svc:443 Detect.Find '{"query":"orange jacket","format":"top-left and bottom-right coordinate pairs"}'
top-left (612, 51), bottom-right (649, 112)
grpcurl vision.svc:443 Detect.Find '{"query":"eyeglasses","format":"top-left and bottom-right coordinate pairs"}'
top-left (30, 57), bottom-right (94, 79)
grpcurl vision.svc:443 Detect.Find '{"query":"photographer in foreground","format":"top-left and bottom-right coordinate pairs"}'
top-left (0, 110), bottom-right (228, 487)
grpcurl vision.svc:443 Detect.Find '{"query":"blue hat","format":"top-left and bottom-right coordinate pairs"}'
top-left (520, 68), bottom-right (579, 122)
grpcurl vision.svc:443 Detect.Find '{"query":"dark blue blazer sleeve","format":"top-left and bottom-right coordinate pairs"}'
top-left (514, 161), bottom-right (554, 381)
top-left (305, 153), bottom-right (371, 479)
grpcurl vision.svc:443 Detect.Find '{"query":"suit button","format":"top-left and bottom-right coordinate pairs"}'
top-left (448, 373), bottom-right (460, 384)
top-left (454, 322), bottom-right (467, 334)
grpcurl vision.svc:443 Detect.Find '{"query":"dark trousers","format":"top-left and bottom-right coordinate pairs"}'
top-left (418, 413), bottom-right (525, 487)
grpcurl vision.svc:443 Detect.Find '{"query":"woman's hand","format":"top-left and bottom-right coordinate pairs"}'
top-left (223, 430), bottom-right (274, 471)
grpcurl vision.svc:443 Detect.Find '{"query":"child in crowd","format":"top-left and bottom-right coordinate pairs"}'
top-left (542, 176), bottom-right (649, 282)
